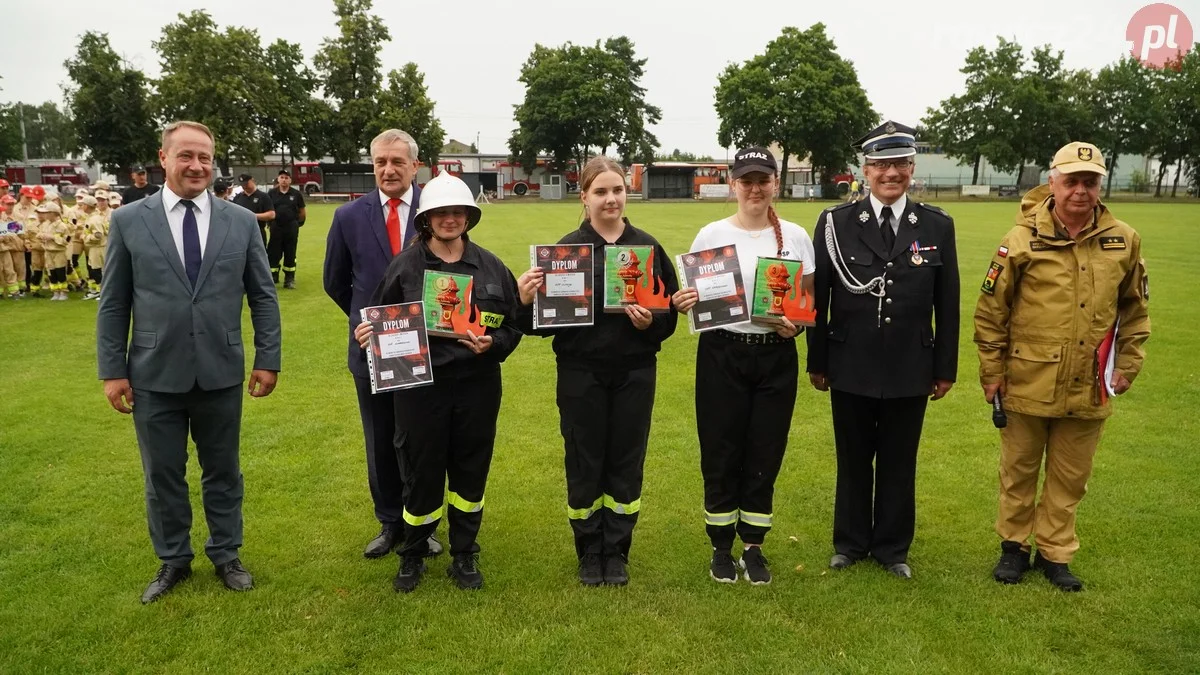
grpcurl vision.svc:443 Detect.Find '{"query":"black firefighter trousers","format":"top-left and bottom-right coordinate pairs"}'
top-left (392, 368), bottom-right (502, 558)
top-left (696, 333), bottom-right (798, 550)
top-left (267, 222), bottom-right (299, 278)
top-left (557, 365), bottom-right (656, 560)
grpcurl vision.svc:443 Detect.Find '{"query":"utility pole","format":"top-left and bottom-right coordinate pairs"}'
top-left (18, 102), bottom-right (28, 162)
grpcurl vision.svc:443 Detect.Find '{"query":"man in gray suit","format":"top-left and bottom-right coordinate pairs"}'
top-left (97, 120), bottom-right (282, 604)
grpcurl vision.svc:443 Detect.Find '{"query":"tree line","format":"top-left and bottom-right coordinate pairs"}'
top-left (922, 37), bottom-right (1200, 197)
top-left (1, 11), bottom-right (1198, 197)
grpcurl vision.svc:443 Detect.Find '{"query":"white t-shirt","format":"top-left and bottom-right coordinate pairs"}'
top-left (688, 216), bottom-right (816, 334)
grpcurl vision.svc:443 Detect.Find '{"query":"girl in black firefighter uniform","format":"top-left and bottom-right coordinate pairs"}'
top-left (516, 157), bottom-right (679, 587)
top-left (357, 173), bottom-right (523, 593)
top-left (672, 148), bottom-right (817, 585)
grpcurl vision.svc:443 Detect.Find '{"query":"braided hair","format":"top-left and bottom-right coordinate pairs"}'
top-left (767, 204), bottom-right (783, 256)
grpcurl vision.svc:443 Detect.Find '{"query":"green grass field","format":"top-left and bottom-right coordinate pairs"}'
top-left (2, 199), bottom-right (1198, 673)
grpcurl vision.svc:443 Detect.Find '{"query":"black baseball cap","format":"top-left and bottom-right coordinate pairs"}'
top-left (131, 164), bottom-right (147, 174)
top-left (238, 173), bottom-right (254, 184)
top-left (730, 147), bottom-right (778, 179)
top-left (278, 169), bottom-right (291, 177)
top-left (213, 179), bottom-right (230, 193)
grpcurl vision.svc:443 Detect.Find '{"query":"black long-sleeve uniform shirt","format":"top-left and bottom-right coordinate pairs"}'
top-left (372, 235), bottom-right (523, 376)
top-left (518, 219), bottom-right (679, 372)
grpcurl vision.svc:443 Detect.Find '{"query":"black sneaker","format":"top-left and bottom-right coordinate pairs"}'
top-left (710, 549), bottom-right (737, 584)
top-left (993, 541), bottom-right (1031, 584)
top-left (393, 555), bottom-right (425, 593)
top-left (739, 547), bottom-right (772, 585)
top-left (1034, 551), bottom-right (1083, 592)
top-left (602, 555), bottom-right (628, 586)
top-left (578, 553), bottom-right (604, 587)
top-left (448, 553), bottom-right (484, 590)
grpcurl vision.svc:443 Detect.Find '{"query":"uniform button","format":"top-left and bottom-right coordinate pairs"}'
top-left (887, 280), bottom-right (894, 286)
top-left (1079, 340), bottom-right (1084, 345)
top-left (1074, 377), bottom-right (1080, 382)
top-left (1080, 266), bottom-right (1087, 271)
top-left (1079, 303), bottom-right (1085, 308)
top-left (1067, 411), bottom-right (1074, 416)
top-left (193, 299), bottom-right (198, 305)
top-left (189, 332), bottom-right (194, 337)
top-left (886, 262), bottom-right (894, 268)
top-left (884, 317), bottom-right (892, 324)
top-left (886, 298), bottom-right (893, 304)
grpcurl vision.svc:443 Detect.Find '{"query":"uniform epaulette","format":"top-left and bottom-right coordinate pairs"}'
top-left (916, 202), bottom-right (951, 219)
top-left (822, 201), bottom-right (857, 216)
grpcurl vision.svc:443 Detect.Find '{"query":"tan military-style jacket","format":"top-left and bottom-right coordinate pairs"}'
top-left (12, 203), bottom-right (39, 251)
top-left (0, 216), bottom-right (22, 252)
top-left (82, 213), bottom-right (107, 249)
top-left (974, 185), bottom-right (1150, 420)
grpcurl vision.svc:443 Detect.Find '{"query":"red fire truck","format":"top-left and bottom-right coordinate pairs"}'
top-left (5, 163), bottom-right (90, 189)
top-left (497, 159), bottom-right (579, 196)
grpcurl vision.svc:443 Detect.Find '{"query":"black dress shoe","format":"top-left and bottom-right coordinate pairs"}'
top-left (829, 553), bottom-right (861, 570)
top-left (215, 558), bottom-right (254, 591)
top-left (884, 562), bottom-right (913, 579)
top-left (364, 528), bottom-right (400, 559)
top-left (141, 564), bottom-right (192, 604)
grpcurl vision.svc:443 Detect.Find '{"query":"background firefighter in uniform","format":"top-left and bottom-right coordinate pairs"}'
top-left (515, 156), bottom-right (680, 587)
top-left (358, 173), bottom-right (523, 593)
top-left (13, 187), bottom-right (39, 294)
top-left (79, 195), bottom-right (107, 299)
top-left (974, 141), bottom-right (1150, 592)
top-left (672, 147), bottom-right (817, 586)
top-left (807, 121), bottom-right (960, 580)
top-left (267, 169), bottom-right (306, 288)
top-left (0, 193), bottom-right (24, 298)
top-left (35, 200), bottom-right (72, 300)
top-left (232, 174), bottom-right (276, 247)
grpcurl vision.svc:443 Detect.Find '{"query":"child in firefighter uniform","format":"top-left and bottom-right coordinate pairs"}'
top-left (974, 142), bottom-right (1150, 591)
top-left (673, 148), bottom-right (817, 585)
top-left (357, 173), bottom-right (523, 593)
top-left (79, 196), bottom-right (107, 299)
top-left (13, 187), bottom-right (39, 294)
top-left (34, 201), bottom-right (71, 300)
top-left (516, 157), bottom-right (679, 587)
top-left (63, 191), bottom-right (88, 290)
top-left (0, 194), bottom-right (24, 298)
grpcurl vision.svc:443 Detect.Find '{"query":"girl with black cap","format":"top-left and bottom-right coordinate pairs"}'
top-left (515, 156), bottom-right (679, 587)
top-left (672, 147), bottom-right (816, 585)
top-left (355, 172), bottom-right (523, 593)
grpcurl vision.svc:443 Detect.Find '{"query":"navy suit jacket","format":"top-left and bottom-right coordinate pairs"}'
top-left (323, 186), bottom-right (422, 379)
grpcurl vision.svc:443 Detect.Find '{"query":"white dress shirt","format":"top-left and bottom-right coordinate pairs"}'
top-left (869, 192), bottom-right (908, 235)
top-left (162, 185), bottom-right (212, 263)
top-left (378, 184), bottom-right (414, 235)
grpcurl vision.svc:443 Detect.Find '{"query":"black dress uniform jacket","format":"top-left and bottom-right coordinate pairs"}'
top-left (519, 219), bottom-right (679, 372)
top-left (807, 199), bottom-right (960, 397)
top-left (372, 234), bottom-right (523, 373)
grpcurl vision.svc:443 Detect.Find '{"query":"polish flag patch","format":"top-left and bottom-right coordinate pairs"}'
top-left (997, 246), bottom-right (1009, 258)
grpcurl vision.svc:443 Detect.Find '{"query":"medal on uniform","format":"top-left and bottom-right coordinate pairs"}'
top-left (910, 241), bottom-right (923, 265)
top-left (908, 212), bottom-right (918, 224)
top-left (859, 211), bottom-right (870, 222)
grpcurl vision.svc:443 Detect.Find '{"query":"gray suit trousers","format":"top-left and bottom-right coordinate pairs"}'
top-left (132, 385), bottom-right (244, 566)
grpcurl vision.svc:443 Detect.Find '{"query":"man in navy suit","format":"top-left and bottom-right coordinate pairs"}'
top-left (323, 129), bottom-right (442, 559)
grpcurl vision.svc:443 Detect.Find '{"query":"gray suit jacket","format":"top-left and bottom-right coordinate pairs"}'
top-left (97, 191), bottom-right (282, 393)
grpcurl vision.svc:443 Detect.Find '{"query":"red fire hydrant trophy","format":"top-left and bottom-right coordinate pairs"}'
top-left (617, 249), bottom-right (643, 305)
top-left (765, 262), bottom-right (792, 316)
top-left (434, 276), bottom-right (461, 330)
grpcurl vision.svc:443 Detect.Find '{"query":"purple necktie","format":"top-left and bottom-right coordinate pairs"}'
top-left (180, 199), bottom-right (201, 287)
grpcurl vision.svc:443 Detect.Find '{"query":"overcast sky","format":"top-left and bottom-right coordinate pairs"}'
top-left (3, 0), bottom-right (1195, 159)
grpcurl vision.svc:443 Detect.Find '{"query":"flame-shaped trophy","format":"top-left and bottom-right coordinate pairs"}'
top-left (765, 263), bottom-right (792, 316)
top-left (434, 276), bottom-right (461, 330)
top-left (617, 249), bottom-right (643, 305)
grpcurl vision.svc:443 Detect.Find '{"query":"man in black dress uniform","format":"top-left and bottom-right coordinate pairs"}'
top-left (267, 169), bottom-right (307, 288)
top-left (806, 121), bottom-right (960, 579)
top-left (232, 173), bottom-right (276, 247)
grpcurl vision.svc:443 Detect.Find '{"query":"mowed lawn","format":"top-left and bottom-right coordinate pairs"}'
top-left (1, 198), bottom-right (1198, 674)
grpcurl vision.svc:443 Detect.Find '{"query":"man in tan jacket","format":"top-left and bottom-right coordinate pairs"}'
top-left (974, 142), bottom-right (1150, 591)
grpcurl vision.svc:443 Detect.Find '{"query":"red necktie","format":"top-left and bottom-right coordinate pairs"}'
top-left (386, 198), bottom-right (402, 255)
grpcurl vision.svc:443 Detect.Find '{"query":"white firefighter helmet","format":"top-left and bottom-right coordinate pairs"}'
top-left (414, 173), bottom-right (481, 232)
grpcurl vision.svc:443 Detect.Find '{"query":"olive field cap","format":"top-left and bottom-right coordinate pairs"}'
top-left (1051, 142), bottom-right (1107, 176)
